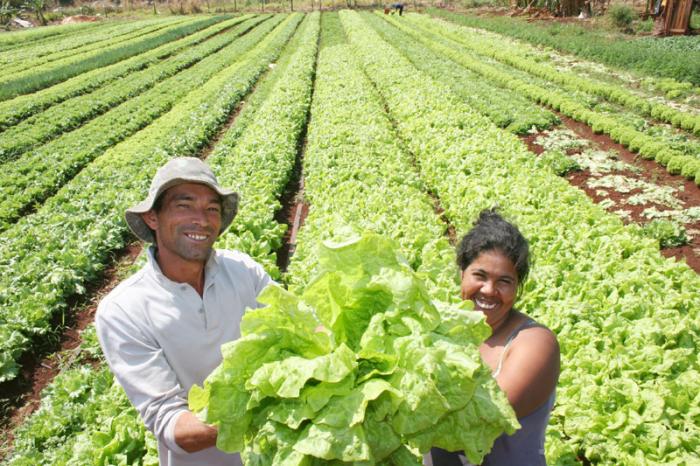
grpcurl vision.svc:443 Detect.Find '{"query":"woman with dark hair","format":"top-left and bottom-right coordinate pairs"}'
top-left (427, 208), bottom-right (560, 466)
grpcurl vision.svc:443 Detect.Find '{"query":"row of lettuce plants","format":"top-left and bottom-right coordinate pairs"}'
top-left (4, 16), bottom-right (320, 465)
top-left (0, 20), bottom-right (105, 51)
top-left (406, 13), bottom-right (700, 137)
top-left (210, 12), bottom-right (320, 279)
top-left (0, 16), bottom-right (192, 76)
top-left (5, 329), bottom-right (159, 466)
top-left (0, 15), bottom-right (259, 162)
top-left (387, 14), bottom-right (700, 186)
top-left (361, 12), bottom-right (557, 135)
top-left (0, 15), bottom-right (227, 102)
top-left (427, 8), bottom-right (700, 86)
top-left (0, 13), bottom-right (303, 384)
top-left (341, 9), bottom-right (700, 464)
top-left (0, 15), bottom-right (278, 233)
top-left (287, 12), bottom-right (453, 294)
top-left (0, 15), bottom-right (252, 132)
top-left (0, 16), bottom-right (180, 65)
top-left (3, 13), bottom-right (320, 466)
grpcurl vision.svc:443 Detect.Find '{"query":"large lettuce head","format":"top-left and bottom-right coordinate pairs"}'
top-left (189, 233), bottom-right (519, 465)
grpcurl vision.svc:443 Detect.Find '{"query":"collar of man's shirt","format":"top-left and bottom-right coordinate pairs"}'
top-left (145, 246), bottom-right (220, 292)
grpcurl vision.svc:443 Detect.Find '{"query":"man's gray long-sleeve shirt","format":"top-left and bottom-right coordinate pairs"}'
top-left (96, 247), bottom-right (272, 466)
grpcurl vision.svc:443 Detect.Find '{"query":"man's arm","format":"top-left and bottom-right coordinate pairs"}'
top-left (95, 298), bottom-right (204, 456)
top-left (173, 411), bottom-right (218, 453)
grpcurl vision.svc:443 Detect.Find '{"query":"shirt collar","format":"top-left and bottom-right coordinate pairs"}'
top-left (145, 246), bottom-right (220, 290)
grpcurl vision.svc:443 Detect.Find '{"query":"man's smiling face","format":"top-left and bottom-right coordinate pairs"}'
top-left (142, 182), bottom-right (222, 264)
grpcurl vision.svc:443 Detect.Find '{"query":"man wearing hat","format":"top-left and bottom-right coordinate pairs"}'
top-left (96, 157), bottom-right (272, 466)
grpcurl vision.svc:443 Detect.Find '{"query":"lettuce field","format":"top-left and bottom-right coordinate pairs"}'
top-left (1, 9), bottom-right (699, 465)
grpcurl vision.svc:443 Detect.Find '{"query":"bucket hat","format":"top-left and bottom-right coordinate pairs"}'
top-left (125, 157), bottom-right (239, 243)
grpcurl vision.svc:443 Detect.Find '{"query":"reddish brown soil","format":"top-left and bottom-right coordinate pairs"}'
top-left (0, 242), bottom-right (142, 460)
top-left (276, 169), bottom-right (309, 272)
top-left (430, 193), bottom-right (457, 245)
top-left (523, 114), bottom-right (700, 273)
top-left (281, 198), bottom-right (309, 267)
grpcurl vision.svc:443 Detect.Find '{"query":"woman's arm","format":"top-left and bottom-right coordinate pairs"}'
top-left (494, 326), bottom-right (560, 418)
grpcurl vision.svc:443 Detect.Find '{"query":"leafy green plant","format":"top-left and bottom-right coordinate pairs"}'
top-left (640, 219), bottom-right (688, 248)
top-left (0, 0), bottom-right (17, 30)
top-left (23, 0), bottom-right (46, 25)
top-left (536, 150), bottom-right (581, 176)
top-left (607, 4), bottom-right (637, 31)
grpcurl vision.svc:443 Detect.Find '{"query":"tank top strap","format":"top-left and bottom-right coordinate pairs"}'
top-left (492, 318), bottom-right (538, 378)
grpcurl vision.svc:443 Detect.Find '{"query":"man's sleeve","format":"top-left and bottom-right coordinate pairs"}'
top-left (254, 260), bottom-right (273, 296)
top-left (95, 299), bottom-right (189, 455)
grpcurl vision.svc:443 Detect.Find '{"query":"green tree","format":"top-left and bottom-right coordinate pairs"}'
top-left (0, 0), bottom-right (18, 29)
top-left (24, 0), bottom-right (47, 25)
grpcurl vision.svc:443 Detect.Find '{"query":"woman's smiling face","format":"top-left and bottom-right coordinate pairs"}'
top-left (461, 249), bottom-right (519, 328)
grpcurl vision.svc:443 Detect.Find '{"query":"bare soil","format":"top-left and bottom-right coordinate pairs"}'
top-left (522, 113), bottom-right (700, 273)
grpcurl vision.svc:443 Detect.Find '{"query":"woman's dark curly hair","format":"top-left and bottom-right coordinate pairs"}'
top-left (456, 208), bottom-right (530, 287)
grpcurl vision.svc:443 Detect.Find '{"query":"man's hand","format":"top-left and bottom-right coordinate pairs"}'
top-left (174, 411), bottom-right (218, 453)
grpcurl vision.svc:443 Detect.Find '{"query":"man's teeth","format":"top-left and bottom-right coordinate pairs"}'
top-left (186, 233), bottom-right (207, 241)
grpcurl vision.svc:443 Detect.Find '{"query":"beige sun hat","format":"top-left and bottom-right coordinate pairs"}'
top-left (125, 157), bottom-right (239, 243)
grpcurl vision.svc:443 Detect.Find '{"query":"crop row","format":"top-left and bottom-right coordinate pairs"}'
top-left (5, 328), bottom-right (159, 466)
top-left (0, 15), bottom-right (278, 234)
top-left (0, 15), bottom-right (230, 102)
top-left (0, 16), bottom-right (185, 65)
top-left (0, 16), bottom-right (173, 64)
top-left (0, 15), bottom-right (252, 132)
top-left (362, 12), bottom-right (557, 135)
top-left (211, 12), bottom-right (320, 278)
top-left (0, 13), bottom-right (303, 384)
top-left (341, 10), bottom-right (700, 463)
top-left (0, 20), bottom-right (104, 51)
top-left (287, 11), bottom-right (453, 297)
top-left (406, 14), bottom-right (700, 137)
top-left (427, 8), bottom-right (700, 86)
top-left (387, 15), bottom-right (700, 185)
top-left (0, 16), bottom-right (191, 75)
top-left (0, 15), bottom-right (258, 162)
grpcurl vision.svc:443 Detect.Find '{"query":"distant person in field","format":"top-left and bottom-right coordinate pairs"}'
top-left (392, 2), bottom-right (405, 15)
top-left (426, 209), bottom-right (560, 466)
top-left (96, 157), bottom-right (271, 466)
